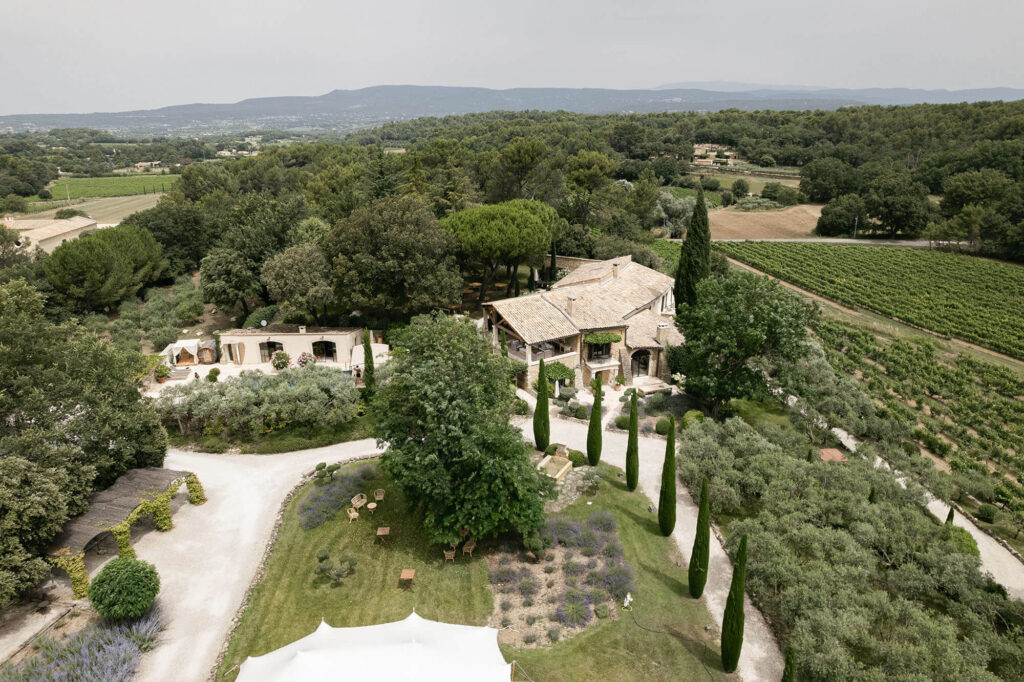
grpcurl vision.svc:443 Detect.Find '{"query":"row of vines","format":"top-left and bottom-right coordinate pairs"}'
top-left (816, 321), bottom-right (1024, 510)
top-left (716, 242), bottom-right (1024, 359)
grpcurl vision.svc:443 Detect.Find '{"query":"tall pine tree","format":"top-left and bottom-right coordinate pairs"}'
top-left (587, 378), bottom-right (603, 465)
top-left (658, 418), bottom-right (676, 536)
top-left (362, 328), bottom-right (376, 397)
top-left (688, 476), bottom-right (710, 597)
top-left (721, 533), bottom-right (748, 674)
top-left (534, 358), bottom-right (550, 452)
top-left (625, 390), bottom-right (639, 491)
top-left (675, 186), bottom-right (711, 309)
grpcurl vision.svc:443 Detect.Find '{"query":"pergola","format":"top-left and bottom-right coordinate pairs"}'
top-left (47, 467), bottom-right (205, 597)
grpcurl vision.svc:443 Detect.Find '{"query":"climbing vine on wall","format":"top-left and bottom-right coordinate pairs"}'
top-left (49, 550), bottom-right (89, 598)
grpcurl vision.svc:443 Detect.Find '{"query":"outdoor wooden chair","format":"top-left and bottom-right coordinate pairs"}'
top-left (347, 507), bottom-right (359, 523)
top-left (374, 488), bottom-right (385, 503)
top-left (443, 549), bottom-right (456, 563)
top-left (462, 539), bottom-right (477, 557)
top-left (351, 493), bottom-right (367, 510)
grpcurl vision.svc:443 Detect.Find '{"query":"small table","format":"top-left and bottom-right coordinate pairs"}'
top-left (376, 527), bottom-right (390, 544)
top-left (400, 568), bottom-right (416, 587)
top-left (367, 502), bottom-right (377, 515)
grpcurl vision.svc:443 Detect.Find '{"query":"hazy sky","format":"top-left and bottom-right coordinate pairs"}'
top-left (4, 0), bottom-right (1022, 114)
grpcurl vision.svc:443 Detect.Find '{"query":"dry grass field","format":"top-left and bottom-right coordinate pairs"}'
top-left (24, 194), bottom-right (163, 224)
top-left (710, 203), bottom-right (821, 239)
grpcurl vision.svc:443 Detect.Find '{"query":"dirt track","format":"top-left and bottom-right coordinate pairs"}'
top-left (710, 204), bottom-right (821, 240)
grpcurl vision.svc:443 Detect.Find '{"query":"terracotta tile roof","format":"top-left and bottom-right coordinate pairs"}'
top-left (223, 325), bottom-right (361, 336)
top-left (486, 257), bottom-right (676, 346)
top-left (624, 309), bottom-right (683, 348)
top-left (820, 448), bottom-right (848, 463)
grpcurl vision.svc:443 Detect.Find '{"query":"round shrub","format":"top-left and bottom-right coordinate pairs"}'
top-left (614, 414), bottom-right (630, 430)
top-left (655, 417), bottom-right (673, 436)
top-left (88, 558), bottom-right (160, 620)
top-left (977, 503), bottom-right (999, 523)
top-left (270, 350), bottom-right (290, 370)
top-left (682, 409), bottom-right (705, 428)
top-left (547, 626), bottom-right (561, 642)
top-left (567, 450), bottom-right (586, 467)
top-left (595, 603), bottom-right (610, 619)
top-left (544, 443), bottom-right (560, 456)
top-left (205, 367), bottom-right (220, 382)
top-left (512, 398), bottom-right (530, 415)
top-left (574, 404), bottom-right (589, 420)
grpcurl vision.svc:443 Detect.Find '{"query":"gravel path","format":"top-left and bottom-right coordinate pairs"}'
top-left (133, 439), bottom-right (381, 682)
top-left (527, 416), bottom-right (785, 682)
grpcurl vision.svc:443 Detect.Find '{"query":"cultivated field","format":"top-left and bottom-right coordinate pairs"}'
top-left (692, 171), bottom-right (801, 195)
top-left (44, 174), bottom-right (179, 200)
top-left (25, 194), bottom-right (163, 224)
top-left (710, 203), bottom-right (820, 239)
top-left (716, 242), bottom-right (1024, 359)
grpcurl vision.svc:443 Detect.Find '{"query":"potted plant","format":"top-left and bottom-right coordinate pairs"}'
top-left (271, 350), bottom-right (291, 371)
top-left (154, 364), bottom-right (170, 383)
top-left (615, 374), bottom-right (626, 390)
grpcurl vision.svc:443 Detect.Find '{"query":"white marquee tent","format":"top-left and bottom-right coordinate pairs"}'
top-left (235, 612), bottom-right (512, 682)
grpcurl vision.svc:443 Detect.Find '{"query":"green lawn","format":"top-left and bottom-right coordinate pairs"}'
top-left (219, 462), bottom-right (725, 681)
top-left (670, 186), bottom-right (723, 207)
top-left (726, 398), bottom-right (793, 431)
top-left (42, 174), bottom-right (179, 200)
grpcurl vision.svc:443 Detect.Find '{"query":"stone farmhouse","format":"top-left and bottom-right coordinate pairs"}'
top-left (484, 256), bottom-right (682, 393)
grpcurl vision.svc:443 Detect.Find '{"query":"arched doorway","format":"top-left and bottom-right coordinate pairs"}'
top-left (259, 341), bottom-right (284, 362)
top-left (631, 350), bottom-right (651, 378)
top-left (313, 340), bottom-right (337, 362)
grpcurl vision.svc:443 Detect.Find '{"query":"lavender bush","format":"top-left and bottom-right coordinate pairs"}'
top-left (0, 608), bottom-right (164, 682)
top-left (603, 563), bottom-right (635, 600)
top-left (587, 510), bottom-right (617, 532)
top-left (298, 465), bottom-right (377, 529)
top-left (562, 560), bottom-right (585, 577)
top-left (556, 589), bottom-right (592, 628)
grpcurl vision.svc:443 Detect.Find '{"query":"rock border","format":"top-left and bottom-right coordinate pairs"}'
top-left (950, 499), bottom-right (1024, 567)
top-left (208, 453), bottom-right (381, 681)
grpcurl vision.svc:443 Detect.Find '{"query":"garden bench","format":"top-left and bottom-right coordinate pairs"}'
top-left (347, 507), bottom-right (359, 523)
top-left (462, 539), bottom-right (477, 557)
top-left (351, 493), bottom-right (367, 509)
top-left (443, 549), bottom-right (456, 563)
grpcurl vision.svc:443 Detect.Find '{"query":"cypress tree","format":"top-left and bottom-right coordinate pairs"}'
top-left (868, 486), bottom-right (876, 504)
top-left (946, 507), bottom-right (955, 525)
top-left (781, 645), bottom-right (795, 682)
top-left (721, 534), bottom-right (748, 674)
top-left (527, 267), bottom-right (536, 292)
top-left (587, 379), bottom-right (603, 466)
top-left (676, 186), bottom-right (711, 308)
top-left (625, 390), bottom-right (639, 491)
top-left (500, 329), bottom-right (508, 358)
top-left (514, 276), bottom-right (521, 297)
top-left (534, 359), bottom-right (550, 452)
top-left (362, 328), bottom-right (376, 398)
top-left (688, 477), bottom-right (710, 598)
top-left (658, 418), bottom-right (676, 536)
top-left (806, 448), bottom-right (815, 463)
top-left (549, 242), bottom-right (557, 282)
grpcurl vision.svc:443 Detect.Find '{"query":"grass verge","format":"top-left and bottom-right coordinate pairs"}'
top-left (166, 415), bottom-right (373, 454)
top-left (217, 462), bottom-right (725, 681)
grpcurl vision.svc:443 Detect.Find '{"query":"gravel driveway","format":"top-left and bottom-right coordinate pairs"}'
top-left (133, 439), bottom-right (380, 682)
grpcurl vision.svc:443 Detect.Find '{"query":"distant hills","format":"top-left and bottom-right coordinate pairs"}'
top-left (3, 84), bottom-right (1023, 137)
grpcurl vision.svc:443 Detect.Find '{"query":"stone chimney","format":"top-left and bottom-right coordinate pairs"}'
top-left (298, 325), bottom-right (307, 334)
top-left (566, 295), bottom-right (577, 316)
top-left (612, 262), bottom-right (619, 279)
top-left (656, 322), bottom-right (669, 346)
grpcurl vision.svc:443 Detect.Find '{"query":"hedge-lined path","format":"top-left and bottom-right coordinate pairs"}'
top-left (515, 415), bottom-right (785, 682)
top-left (135, 439), bottom-right (381, 682)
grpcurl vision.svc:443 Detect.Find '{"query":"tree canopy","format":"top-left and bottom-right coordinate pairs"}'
top-left (373, 313), bottom-right (546, 545)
